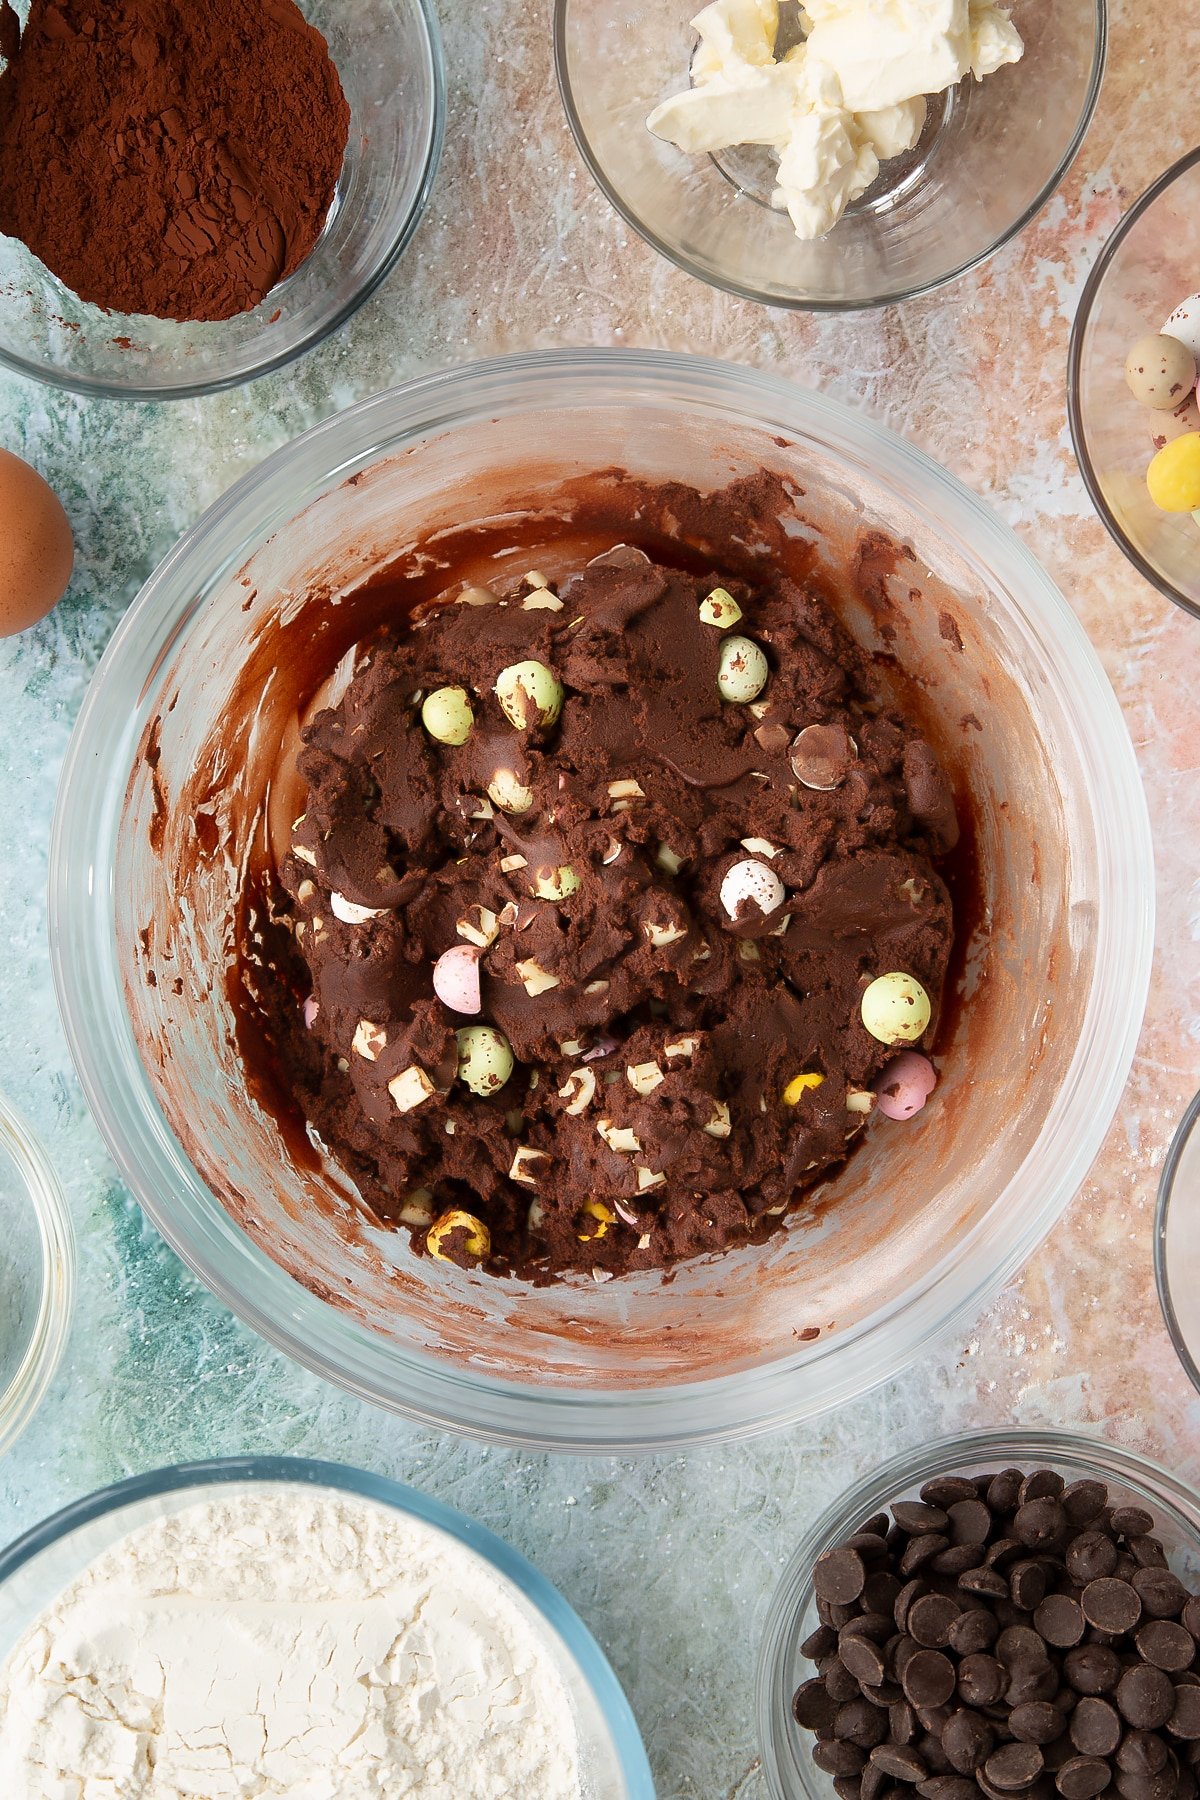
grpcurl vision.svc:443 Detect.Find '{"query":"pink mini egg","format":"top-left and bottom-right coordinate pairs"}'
top-left (433, 944), bottom-right (482, 1014)
top-left (874, 1052), bottom-right (937, 1121)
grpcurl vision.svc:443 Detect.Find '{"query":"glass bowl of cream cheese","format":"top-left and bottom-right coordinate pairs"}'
top-left (554, 0), bottom-right (1106, 310)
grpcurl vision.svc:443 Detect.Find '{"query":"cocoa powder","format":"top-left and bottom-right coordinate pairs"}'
top-left (0, 0), bottom-right (350, 322)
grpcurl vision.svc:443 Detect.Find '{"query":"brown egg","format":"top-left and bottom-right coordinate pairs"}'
top-left (0, 446), bottom-right (74, 636)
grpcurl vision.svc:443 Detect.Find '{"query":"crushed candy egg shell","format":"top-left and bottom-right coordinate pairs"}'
top-left (790, 722), bottom-right (856, 790)
top-left (427, 1209), bottom-right (491, 1262)
top-left (860, 971), bottom-right (932, 1045)
top-left (1163, 292), bottom-right (1200, 362)
top-left (716, 634), bottom-right (769, 704)
top-left (330, 890), bottom-right (386, 926)
top-left (1147, 433), bottom-right (1200, 512)
top-left (720, 857), bottom-right (786, 923)
top-left (302, 995), bottom-right (320, 1029)
top-left (494, 659), bottom-right (564, 729)
top-left (530, 863), bottom-right (580, 902)
top-left (486, 768), bottom-right (534, 813)
top-left (456, 1024), bottom-right (514, 1095)
top-left (1125, 332), bottom-right (1197, 410)
top-left (432, 944), bottom-right (482, 1014)
top-left (420, 685), bottom-right (475, 745)
top-left (699, 586), bottom-right (743, 629)
top-left (874, 1051), bottom-right (938, 1120)
top-left (782, 1071), bottom-right (825, 1106)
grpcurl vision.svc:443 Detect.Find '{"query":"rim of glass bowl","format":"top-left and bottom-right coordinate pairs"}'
top-left (755, 1427), bottom-right (1200, 1800)
top-left (0, 1091), bottom-right (75, 1460)
top-left (0, 1455), bottom-right (655, 1799)
top-left (1154, 1086), bottom-right (1200, 1397)
top-left (48, 349), bottom-right (1153, 1453)
top-left (0, 0), bottom-right (446, 402)
top-left (552, 0), bottom-right (1108, 314)
top-left (1068, 144), bottom-right (1200, 622)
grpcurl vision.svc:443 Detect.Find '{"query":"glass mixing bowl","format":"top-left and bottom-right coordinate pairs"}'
top-left (49, 350), bottom-right (1152, 1452)
top-left (0, 1456), bottom-right (654, 1798)
top-left (554, 0), bottom-right (1105, 310)
top-left (1154, 1087), bottom-right (1200, 1397)
top-left (1069, 148), bottom-right (1200, 621)
top-left (0, 0), bottom-right (444, 400)
top-left (756, 1429), bottom-right (1200, 1800)
top-left (0, 1090), bottom-right (74, 1460)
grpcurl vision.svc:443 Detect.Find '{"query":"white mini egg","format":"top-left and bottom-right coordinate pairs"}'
top-left (1125, 333), bottom-right (1197, 411)
top-left (1163, 292), bottom-right (1200, 362)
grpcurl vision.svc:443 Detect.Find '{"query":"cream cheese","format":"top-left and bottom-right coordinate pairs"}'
top-left (646, 0), bottom-right (1023, 240)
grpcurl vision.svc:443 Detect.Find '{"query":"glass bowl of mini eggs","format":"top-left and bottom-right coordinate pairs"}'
top-left (1069, 148), bottom-right (1200, 620)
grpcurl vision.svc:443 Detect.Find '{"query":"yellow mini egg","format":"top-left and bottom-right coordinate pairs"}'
top-left (1147, 433), bottom-right (1200, 513)
top-left (0, 447), bottom-right (73, 636)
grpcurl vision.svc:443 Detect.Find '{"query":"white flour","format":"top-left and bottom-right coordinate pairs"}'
top-left (0, 1487), bottom-right (582, 1799)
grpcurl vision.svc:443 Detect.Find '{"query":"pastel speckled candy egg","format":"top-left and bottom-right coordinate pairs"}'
top-left (1147, 433), bottom-right (1200, 512)
top-left (860, 972), bottom-right (931, 1045)
top-left (1148, 393), bottom-right (1200, 453)
top-left (1125, 333), bottom-right (1197, 411)
top-left (875, 1052), bottom-right (937, 1120)
top-left (1163, 292), bottom-right (1200, 362)
top-left (432, 944), bottom-right (481, 1014)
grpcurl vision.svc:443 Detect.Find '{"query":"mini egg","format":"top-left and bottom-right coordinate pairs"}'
top-left (1147, 432), bottom-right (1200, 512)
top-left (0, 446), bottom-right (73, 636)
top-left (1148, 393), bottom-right (1200, 452)
top-left (1163, 292), bottom-right (1200, 362)
top-left (1125, 333), bottom-right (1197, 411)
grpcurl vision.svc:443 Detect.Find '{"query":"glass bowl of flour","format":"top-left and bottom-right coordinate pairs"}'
top-left (554, 0), bottom-right (1106, 309)
top-left (0, 1457), bottom-right (654, 1798)
top-left (0, 1091), bottom-right (73, 1460)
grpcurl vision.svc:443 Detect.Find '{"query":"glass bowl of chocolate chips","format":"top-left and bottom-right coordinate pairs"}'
top-left (759, 1431), bottom-right (1200, 1800)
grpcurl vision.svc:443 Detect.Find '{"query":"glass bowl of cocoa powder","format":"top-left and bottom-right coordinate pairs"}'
top-left (0, 0), bottom-right (444, 399)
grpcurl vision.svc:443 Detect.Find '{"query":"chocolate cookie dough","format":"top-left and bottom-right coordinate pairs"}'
top-left (267, 550), bottom-right (957, 1279)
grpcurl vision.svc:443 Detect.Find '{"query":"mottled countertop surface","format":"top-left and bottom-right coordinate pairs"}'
top-left (2, 5), bottom-right (1198, 1796)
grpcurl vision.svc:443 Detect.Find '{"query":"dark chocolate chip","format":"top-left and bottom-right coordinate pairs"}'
top-left (1119, 1666), bottom-right (1179, 1730)
top-left (1112, 1766), bottom-right (1181, 1800)
top-left (890, 1700), bottom-right (919, 1745)
top-left (863, 1681), bottom-right (906, 1707)
top-left (1182, 1600), bottom-right (1200, 1642)
top-left (897, 1581), bottom-right (931, 1631)
top-left (903, 1651), bottom-right (958, 1709)
top-left (900, 1537), bottom-right (953, 1577)
top-left (933, 1545), bottom-right (988, 1576)
top-left (1135, 1571), bottom-right (1189, 1621)
top-left (987, 1472), bottom-right (1027, 1514)
top-left (1008, 1665), bottom-right (1064, 1707)
top-left (848, 1532), bottom-right (894, 1563)
top-left (1068, 1535), bottom-right (1120, 1586)
top-left (962, 1568), bottom-right (1014, 1600)
top-left (990, 1541), bottom-right (1028, 1571)
top-left (863, 1762), bottom-right (892, 1800)
top-left (1070, 1697), bottom-right (1123, 1756)
top-left (1016, 1502), bottom-right (1069, 1551)
top-left (1012, 1562), bottom-right (1051, 1611)
top-left (918, 1779), bottom-right (979, 1800)
top-left (949, 1609), bottom-right (1001, 1655)
top-left (833, 1778), bottom-right (863, 1800)
top-left (1056, 1756), bottom-right (1114, 1799)
top-left (1118, 1732), bottom-right (1170, 1776)
top-left (923, 1478), bottom-right (986, 1510)
top-left (843, 1636), bottom-right (891, 1687)
top-left (796, 1676), bottom-right (840, 1729)
top-left (909, 1595), bottom-right (962, 1649)
top-left (803, 1624), bottom-right (839, 1660)
top-left (986, 1742), bottom-right (1047, 1790)
top-left (1082, 1579), bottom-right (1143, 1635)
top-left (1062, 1484), bottom-right (1110, 1528)
top-left (940, 1708), bottom-right (994, 1773)
top-left (1064, 1646), bottom-right (1122, 1696)
top-left (894, 1502), bottom-right (952, 1535)
top-left (866, 1573), bottom-right (905, 1616)
top-left (1111, 1510), bottom-right (1157, 1540)
top-left (1138, 1623), bottom-right (1197, 1674)
top-left (861, 1513), bottom-right (892, 1537)
top-left (815, 1740), bottom-right (870, 1775)
top-left (948, 1500), bottom-right (994, 1546)
top-left (1171, 1687), bottom-right (1200, 1741)
top-left (998, 1627), bottom-right (1052, 1670)
top-left (871, 1744), bottom-right (930, 1783)
top-left (1131, 1539), bottom-right (1171, 1573)
top-left (837, 1699), bottom-right (892, 1748)
top-left (844, 1613), bottom-right (900, 1644)
top-left (818, 1546), bottom-right (870, 1605)
top-left (1009, 1704), bottom-right (1067, 1746)
top-left (1036, 1596), bottom-right (1086, 1649)
top-left (1021, 1472), bottom-right (1068, 1504)
top-left (824, 1656), bottom-right (864, 1702)
top-left (959, 1654), bottom-right (1008, 1707)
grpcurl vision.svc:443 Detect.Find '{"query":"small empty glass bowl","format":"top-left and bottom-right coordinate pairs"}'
top-left (554, 0), bottom-right (1105, 310)
top-left (1155, 1088), bottom-right (1200, 1393)
top-left (1069, 149), bottom-right (1200, 621)
top-left (0, 1092), bottom-right (74, 1459)
top-left (756, 1429), bottom-right (1200, 1800)
top-left (0, 0), bottom-right (444, 399)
